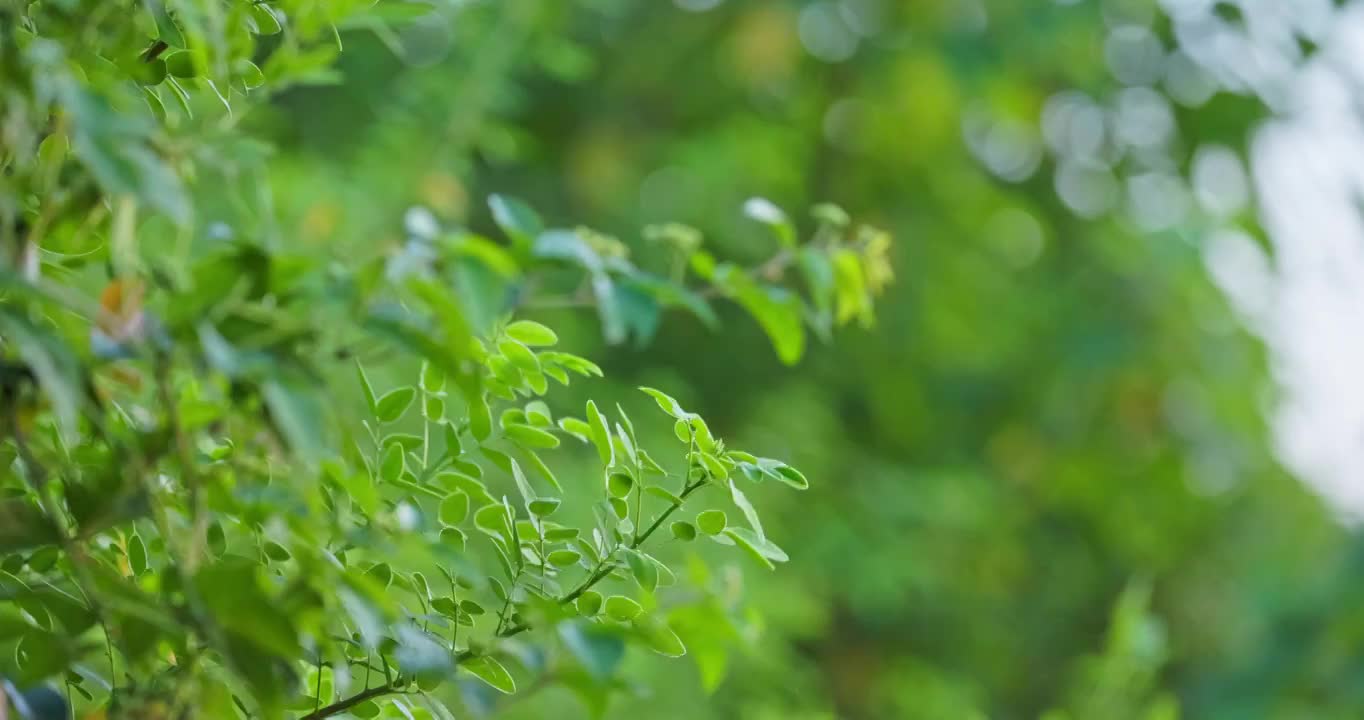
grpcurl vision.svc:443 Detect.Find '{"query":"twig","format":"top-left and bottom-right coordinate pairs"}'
top-left (299, 681), bottom-right (402, 720)
top-left (499, 480), bottom-right (706, 637)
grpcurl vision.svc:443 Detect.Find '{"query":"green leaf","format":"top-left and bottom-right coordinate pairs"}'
top-left (689, 416), bottom-right (717, 454)
top-left (633, 616), bottom-right (687, 657)
top-left (639, 386), bottom-right (688, 418)
top-left (336, 469), bottom-right (379, 516)
top-left (586, 401), bottom-right (614, 465)
top-left (394, 625), bottom-right (453, 680)
top-left (125, 534), bottom-right (146, 572)
top-left (519, 448), bottom-right (563, 492)
top-left (735, 456), bottom-right (810, 490)
top-left (207, 523), bottom-right (227, 556)
top-left (0, 603), bottom-right (36, 641)
top-left (380, 443), bottom-right (405, 482)
top-left (811, 202), bottom-right (851, 228)
top-left (377, 387), bottom-right (417, 423)
top-left (469, 391), bottom-right (493, 442)
top-left (546, 526), bottom-right (580, 542)
top-left (240, 60), bottom-right (265, 90)
top-left (489, 194), bottom-right (543, 252)
top-left (696, 510), bottom-right (726, 536)
top-left (421, 361), bottom-right (446, 393)
top-left (262, 379), bottom-right (326, 460)
top-left (499, 338), bottom-right (540, 373)
top-left (604, 595), bottom-right (643, 622)
top-left (384, 433), bottom-right (424, 453)
top-left (728, 480), bottom-right (764, 538)
top-left (263, 541), bottom-right (291, 562)
top-left (439, 492), bottom-right (470, 526)
top-left (524, 400), bottom-right (553, 426)
top-left (506, 320), bottom-right (559, 347)
top-left (16, 628), bottom-right (70, 684)
top-left (614, 423), bottom-right (638, 467)
top-left (250, 4), bottom-right (283, 35)
top-left (646, 486), bottom-right (683, 506)
top-left (670, 521), bottom-right (697, 541)
top-left (714, 266), bottom-right (805, 364)
top-left (461, 655), bottom-right (516, 694)
top-left (559, 621), bottom-right (625, 680)
top-left (607, 471), bottom-right (634, 499)
top-left (504, 423), bottom-right (560, 449)
top-left (529, 498), bottom-right (561, 517)
top-left (723, 527), bottom-right (787, 570)
top-left (699, 452), bottom-right (728, 480)
top-left (474, 503), bottom-right (510, 537)
top-left (194, 558), bottom-right (300, 659)
top-left (557, 417), bottom-right (592, 442)
top-left (150, 3), bottom-right (187, 46)
top-left (548, 549), bottom-right (582, 567)
top-left (423, 394), bottom-right (445, 421)
top-left (622, 548), bottom-right (658, 592)
top-left (439, 527), bottom-right (467, 550)
top-left (576, 591), bottom-right (603, 616)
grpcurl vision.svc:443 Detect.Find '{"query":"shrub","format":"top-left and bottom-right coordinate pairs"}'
top-left (0, 2), bottom-right (890, 717)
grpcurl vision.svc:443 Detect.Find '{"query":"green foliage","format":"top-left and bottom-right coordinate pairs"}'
top-left (0, 2), bottom-right (892, 718)
top-left (6, 1), bottom-right (1359, 720)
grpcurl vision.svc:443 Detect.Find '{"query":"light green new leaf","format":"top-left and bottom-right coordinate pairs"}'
top-left (638, 386), bottom-right (688, 419)
top-left (585, 400), bottom-right (614, 465)
top-left (506, 320), bottom-right (558, 347)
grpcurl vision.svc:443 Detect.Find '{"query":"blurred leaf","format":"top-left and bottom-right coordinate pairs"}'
top-left (743, 197), bottom-right (795, 247)
top-left (713, 266), bottom-right (805, 364)
top-left (489, 195), bottom-right (543, 254)
top-left (559, 621), bottom-right (625, 680)
top-left (633, 616), bottom-right (686, 658)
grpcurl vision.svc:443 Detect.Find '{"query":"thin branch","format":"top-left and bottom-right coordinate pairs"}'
top-left (299, 681), bottom-right (402, 720)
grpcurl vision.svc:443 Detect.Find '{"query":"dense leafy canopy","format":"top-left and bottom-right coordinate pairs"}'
top-left (0, 1), bottom-right (893, 718)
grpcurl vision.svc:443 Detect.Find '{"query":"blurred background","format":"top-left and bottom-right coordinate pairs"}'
top-left (245, 0), bottom-right (1364, 717)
